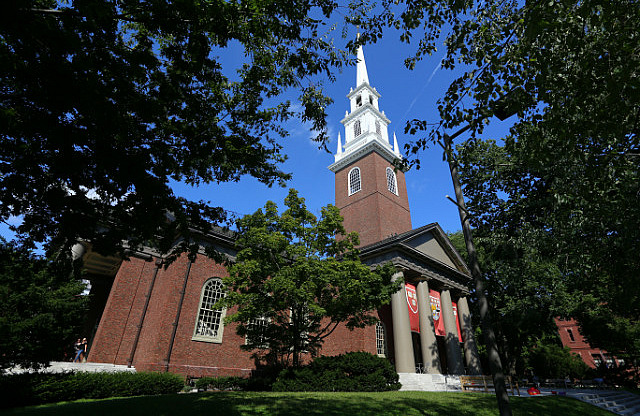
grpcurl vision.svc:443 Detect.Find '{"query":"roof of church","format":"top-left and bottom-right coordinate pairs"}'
top-left (358, 222), bottom-right (472, 284)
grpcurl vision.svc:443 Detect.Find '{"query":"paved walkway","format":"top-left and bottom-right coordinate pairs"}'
top-left (4, 361), bottom-right (136, 374)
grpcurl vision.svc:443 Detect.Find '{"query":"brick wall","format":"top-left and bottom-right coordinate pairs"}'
top-left (335, 151), bottom-right (411, 246)
top-left (89, 253), bottom-right (384, 377)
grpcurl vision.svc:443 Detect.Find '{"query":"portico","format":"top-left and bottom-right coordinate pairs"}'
top-left (360, 224), bottom-right (481, 375)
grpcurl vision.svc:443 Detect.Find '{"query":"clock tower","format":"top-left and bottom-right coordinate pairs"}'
top-left (328, 45), bottom-right (412, 247)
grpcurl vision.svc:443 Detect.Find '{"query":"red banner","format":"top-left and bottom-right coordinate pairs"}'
top-left (405, 283), bottom-right (420, 332)
top-left (452, 301), bottom-right (463, 342)
top-left (429, 289), bottom-right (445, 336)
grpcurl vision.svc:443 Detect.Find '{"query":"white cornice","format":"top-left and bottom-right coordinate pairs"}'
top-left (328, 139), bottom-right (403, 173)
top-left (341, 104), bottom-right (390, 125)
top-left (347, 83), bottom-right (381, 99)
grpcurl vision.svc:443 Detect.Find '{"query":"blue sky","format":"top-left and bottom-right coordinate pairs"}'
top-left (0, 29), bottom-right (516, 243)
top-left (170, 33), bottom-right (515, 235)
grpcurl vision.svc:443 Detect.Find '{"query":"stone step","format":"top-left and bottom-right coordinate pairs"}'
top-left (398, 373), bottom-right (461, 392)
top-left (564, 389), bottom-right (640, 416)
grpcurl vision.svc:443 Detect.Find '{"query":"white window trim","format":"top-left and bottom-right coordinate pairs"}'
top-left (192, 278), bottom-right (227, 343)
top-left (386, 167), bottom-right (398, 195)
top-left (376, 321), bottom-right (388, 358)
top-left (348, 166), bottom-right (361, 196)
top-left (354, 120), bottom-right (362, 137)
top-left (245, 316), bottom-right (270, 348)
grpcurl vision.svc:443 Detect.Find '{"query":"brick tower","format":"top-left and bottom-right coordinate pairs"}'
top-left (328, 45), bottom-right (412, 247)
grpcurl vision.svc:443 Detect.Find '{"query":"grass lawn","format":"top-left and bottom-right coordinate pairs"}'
top-left (0, 391), bottom-right (613, 416)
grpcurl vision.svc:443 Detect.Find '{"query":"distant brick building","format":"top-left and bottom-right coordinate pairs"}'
top-left (79, 46), bottom-right (481, 378)
top-left (555, 318), bottom-right (623, 369)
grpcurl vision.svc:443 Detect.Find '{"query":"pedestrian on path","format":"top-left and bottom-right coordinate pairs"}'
top-left (72, 338), bottom-right (83, 363)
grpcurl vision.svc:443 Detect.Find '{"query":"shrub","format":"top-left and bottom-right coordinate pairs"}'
top-left (527, 342), bottom-right (590, 379)
top-left (194, 376), bottom-right (247, 391)
top-left (272, 352), bottom-right (401, 392)
top-left (0, 371), bottom-right (184, 409)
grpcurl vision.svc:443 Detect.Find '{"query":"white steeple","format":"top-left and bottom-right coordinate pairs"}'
top-left (393, 132), bottom-right (401, 157)
top-left (329, 45), bottom-right (402, 171)
top-left (356, 45), bottom-right (370, 87)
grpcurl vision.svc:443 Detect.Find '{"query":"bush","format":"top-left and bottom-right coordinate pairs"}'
top-left (527, 342), bottom-right (590, 379)
top-left (272, 352), bottom-right (401, 392)
top-left (0, 371), bottom-right (184, 409)
top-left (194, 376), bottom-right (247, 391)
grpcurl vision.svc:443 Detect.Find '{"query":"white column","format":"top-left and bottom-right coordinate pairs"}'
top-left (390, 271), bottom-right (415, 373)
top-left (416, 279), bottom-right (441, 374)
top-left (458, 296), bottom-right (482, 375)
top-left (441, 287), bottom-right (464, 374)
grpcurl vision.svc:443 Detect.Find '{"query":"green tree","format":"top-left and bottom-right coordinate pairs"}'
top-left (356, 0), bottom-right (640, 368)
top-left (527, 340), bottom-right (590, 380)
top-left (221, 189), bottom-right (398, 367)
top-left (0, 0), bottom-right (352, 257)
top-left (0, 239), bottom-right (87, 370)
top-left (449, 230), bottom-right (570, 376)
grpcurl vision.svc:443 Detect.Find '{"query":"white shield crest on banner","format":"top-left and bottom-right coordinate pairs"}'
top-left (405, 286), bottom-right (418, 314)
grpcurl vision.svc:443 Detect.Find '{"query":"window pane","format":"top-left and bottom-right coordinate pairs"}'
top-left (349, 167), bottom-right (361, 195)
top-left (194, 279), bottom-right (225, 340)
top-left (376, 321), bottom-right (387, 357)
top-left (386, 168), bottom-right (397, 194)
top-left (354, 121), bottom-right (361, 137)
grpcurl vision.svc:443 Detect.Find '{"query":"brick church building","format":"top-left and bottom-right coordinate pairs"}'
top-left (77, 46), bottom-right (482, 378)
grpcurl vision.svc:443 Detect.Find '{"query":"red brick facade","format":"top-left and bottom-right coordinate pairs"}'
top-left (89, 253), bottom-right (380, 377)
top-left (334, 151), bottom-right (412, 247)
top-left (555, 317), bottom-right (621, 369)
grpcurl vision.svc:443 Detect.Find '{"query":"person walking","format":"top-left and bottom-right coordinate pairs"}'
top-left (72, 338), bottom-right (83, 363)
top-left (80, 338), bottom-right (88, 363)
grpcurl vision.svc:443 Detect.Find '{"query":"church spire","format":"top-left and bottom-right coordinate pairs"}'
top-left (329, 44), bottom-right (402, 170)
top-left (356, 45), bottom-right (370, 87)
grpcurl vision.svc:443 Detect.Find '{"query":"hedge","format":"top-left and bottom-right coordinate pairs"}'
top-left (194, 376), bottom-right (246, 391)
top-left (272, 352), bottom-right (401, 392)
top-left (0, 371), bottom-right (184, 409)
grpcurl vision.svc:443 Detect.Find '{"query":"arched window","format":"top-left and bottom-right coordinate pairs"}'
top-left (348, 167), bottom-right (361, 195)
top-left (356, 95), bottom-right (362, 107)
top-left (376, 321), bottom-right (387, 357)
top-left (386, 167), bottom-right (398, 195)
top-left (193, 278), bottom-right (226, 343)
top-left (354, 120), bottom-right (361, 138)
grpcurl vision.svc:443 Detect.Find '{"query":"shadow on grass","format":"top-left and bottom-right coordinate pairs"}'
top-left (1, 392), bottom-right (613, 416)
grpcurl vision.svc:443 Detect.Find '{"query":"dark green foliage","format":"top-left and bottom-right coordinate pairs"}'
top-left (0, 0), bottom-right (354, 258)
top-left (194, 376), bottom-right (246, 391)
top-left (0, 239), bottom-right (87, 370)
top-left (448, 230), bottom-right (567, 377)
top-left (527, 341), bottom-right (590, 380)
top-left (272, 352), bottom-right (401, 392)
top-left (0, 371), bottom-right (184, 409)
top-left (356, 0), bottom-right (640, 374)
top-left (222, 190), bottom-right (398, 367)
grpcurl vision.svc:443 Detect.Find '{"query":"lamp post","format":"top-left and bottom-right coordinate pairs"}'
top-left (443, 125), bottom-right (512, 416)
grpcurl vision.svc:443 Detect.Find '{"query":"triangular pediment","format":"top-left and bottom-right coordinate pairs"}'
top-left (359, 223), bottom-right (470, 277)
top-left (403, 231), bottom-right (458, 270)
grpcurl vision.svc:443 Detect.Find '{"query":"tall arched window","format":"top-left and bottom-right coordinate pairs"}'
top-left (354, 120), bottom-right (361, 138)
top-left (348, 167), bottom-right (361, 196)
top-left (376, 321), bottom-right (387, 357)
top-left (386, 167), bottom-right (398, 195)
top-left (193, 278), bottom-right (226, 343)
